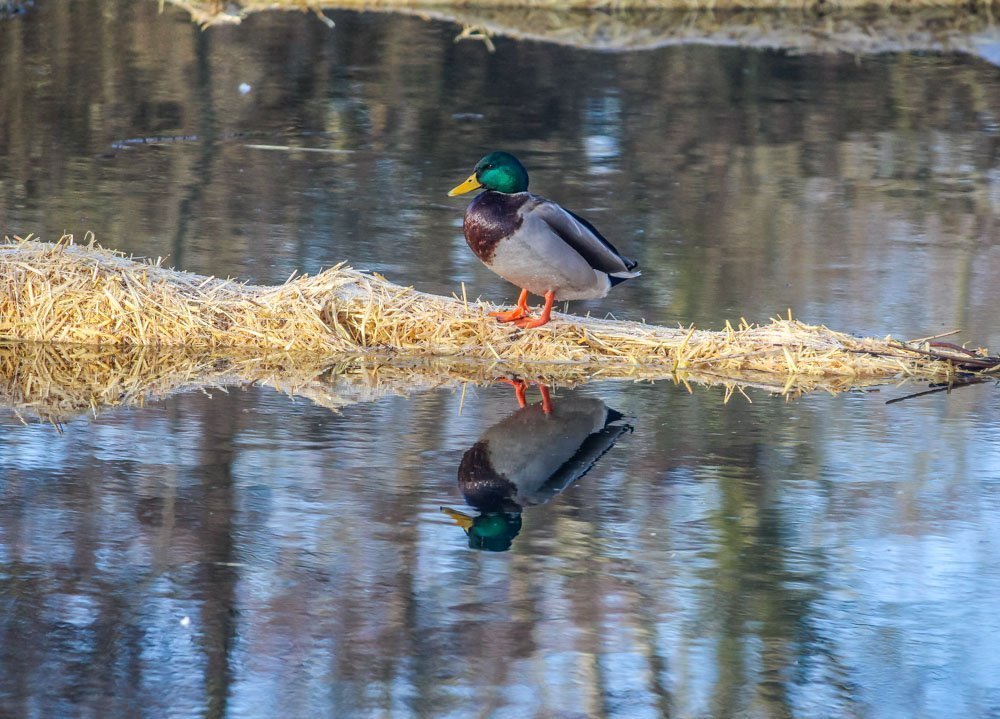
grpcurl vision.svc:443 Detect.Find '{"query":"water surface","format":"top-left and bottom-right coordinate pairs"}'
top-left (1, 2), bottom-right (1000, 717)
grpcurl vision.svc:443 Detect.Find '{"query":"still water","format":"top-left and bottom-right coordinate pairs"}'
top-left (2, 2), bottom-right (1000, 717)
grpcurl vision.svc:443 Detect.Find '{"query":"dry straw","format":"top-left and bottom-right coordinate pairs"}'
top-left (0, 235), bottom-right (996, 387)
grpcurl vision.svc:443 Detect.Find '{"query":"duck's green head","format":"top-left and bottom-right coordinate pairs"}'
top-left (448, 151), bottom-right (529, 196)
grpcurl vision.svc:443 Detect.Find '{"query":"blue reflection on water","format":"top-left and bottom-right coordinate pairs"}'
top-left (2, 1), bottom-right (1000, 716)
top-left (6, 377), bottom-right (998, 717)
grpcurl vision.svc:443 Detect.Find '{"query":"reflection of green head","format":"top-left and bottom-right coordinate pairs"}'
top-left (467, 512), bottom-right (522, 552)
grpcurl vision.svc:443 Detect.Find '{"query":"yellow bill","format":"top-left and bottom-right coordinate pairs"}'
top-left (440, 506), bottom-right (475, 531)
top-left (447, 173), bottom-right (482, 196)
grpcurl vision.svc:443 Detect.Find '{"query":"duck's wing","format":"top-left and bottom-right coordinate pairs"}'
top-left (530, 199), bottom-right (639, 277)
top-left (538, 406), bottom-right (633, 497)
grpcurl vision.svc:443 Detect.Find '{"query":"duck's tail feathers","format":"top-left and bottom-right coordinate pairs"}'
top-left (608, 267), bottom-right (640, 287)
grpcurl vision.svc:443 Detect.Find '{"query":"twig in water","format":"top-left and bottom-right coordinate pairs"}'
top-left (886, 377), bottom-right (994, 405)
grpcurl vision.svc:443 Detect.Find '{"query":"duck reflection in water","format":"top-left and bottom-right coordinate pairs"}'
top-left (442, 380), bottom-right (632, 551)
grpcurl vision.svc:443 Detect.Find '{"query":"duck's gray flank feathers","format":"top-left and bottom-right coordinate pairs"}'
top-left (531, 200), bottom-right (640, 277)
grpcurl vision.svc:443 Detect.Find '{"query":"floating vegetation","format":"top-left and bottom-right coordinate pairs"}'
top-left (1, 236), bottom-right (997, 398)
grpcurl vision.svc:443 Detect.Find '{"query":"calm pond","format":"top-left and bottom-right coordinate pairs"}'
top-left (2, 2), bottom-right (1000, 718)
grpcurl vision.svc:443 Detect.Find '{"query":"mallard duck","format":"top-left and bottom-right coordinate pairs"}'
top-left (448, 151), bottom-right (640, 329)
top-left (441, 385), bottom-right (632, 551)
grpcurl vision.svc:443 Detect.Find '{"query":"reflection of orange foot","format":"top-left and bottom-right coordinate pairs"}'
top-left (497, 378), bottom-right (553, 413)
top-left (490, 288), bottom-right (530, 323)
top-left (538, 383), bottom-right (553, 415)
top-left (513, 289), bottom-right (554, 329)
top-left (497, 377), bottom-right (529, 408)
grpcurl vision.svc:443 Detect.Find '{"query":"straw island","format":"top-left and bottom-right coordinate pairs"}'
top-left (0, 235), bottom-right (997, 384)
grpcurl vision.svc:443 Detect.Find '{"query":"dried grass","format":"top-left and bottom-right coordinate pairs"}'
top-left (0, 235), bottom-right (995, 390)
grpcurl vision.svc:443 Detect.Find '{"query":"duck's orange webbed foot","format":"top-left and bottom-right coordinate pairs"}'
top-left (490, 288), bottom-right (531, 323)
top-left (513, 290), bottom-right (555, 329)
top-left (492, 307), bottom-right (530, 323)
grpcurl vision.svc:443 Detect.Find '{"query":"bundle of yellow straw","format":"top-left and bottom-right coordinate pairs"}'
top-left (0, 235), bottom-right (993, 382)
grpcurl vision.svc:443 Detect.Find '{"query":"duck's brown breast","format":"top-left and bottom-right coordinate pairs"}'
top-left (463, 191), bottom-right (532, 264)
